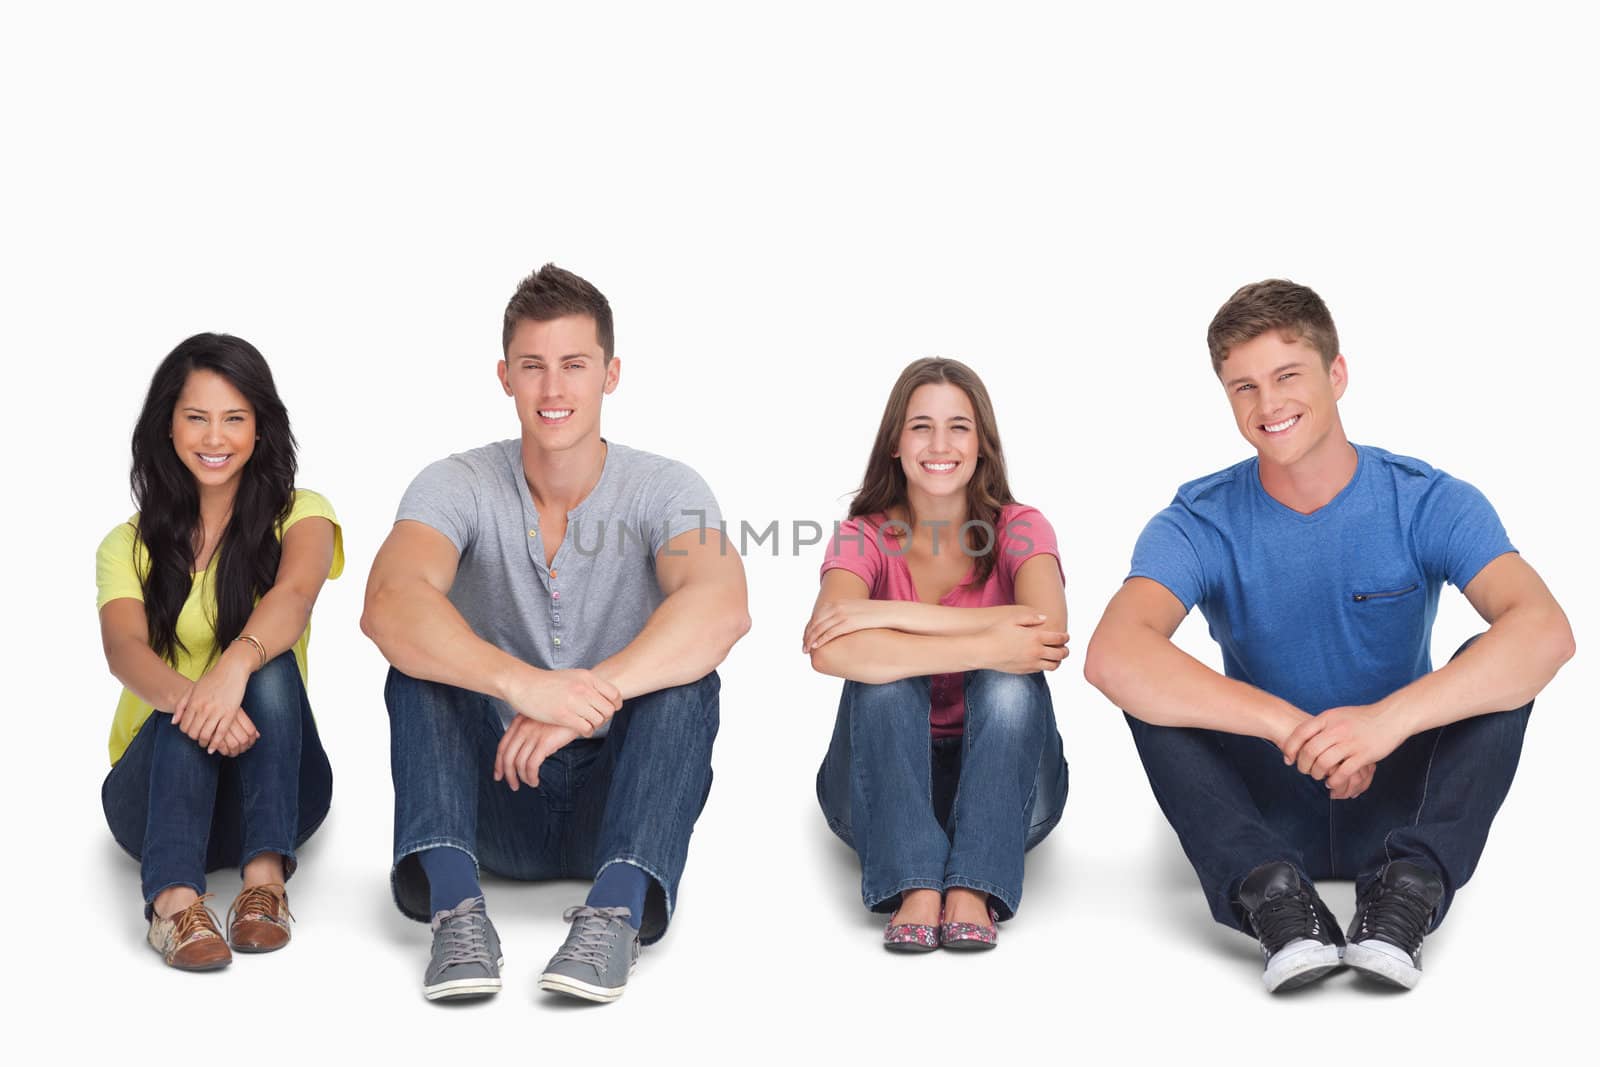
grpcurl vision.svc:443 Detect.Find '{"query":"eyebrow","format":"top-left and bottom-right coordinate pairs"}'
top-left (182, 406), bottom-right (250, 414)
top-left (906, 413), bottom-right (974, 423)
top-left (515, 353), bottom-right (590, 362)
top-left (1223, 361), bottom-right (1307, 388)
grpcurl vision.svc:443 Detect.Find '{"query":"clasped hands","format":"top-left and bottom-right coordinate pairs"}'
top-left (170, 646), bottom-right (259, 757)
top-left (1279, 703), bottom-right (1409, 801)
top-left (494, 668), bottom-right (623, 792)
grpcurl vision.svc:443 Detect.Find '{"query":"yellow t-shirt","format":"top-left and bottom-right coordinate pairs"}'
top-left (95, 488), bottom-right (344, 765)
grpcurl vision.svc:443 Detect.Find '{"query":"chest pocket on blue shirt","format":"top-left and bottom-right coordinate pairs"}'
top-left (1345, 578), bottom-right (1425, 672)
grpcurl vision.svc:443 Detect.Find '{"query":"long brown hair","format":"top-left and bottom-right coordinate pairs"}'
top-left (848, 358), bottom-right (1015, 586)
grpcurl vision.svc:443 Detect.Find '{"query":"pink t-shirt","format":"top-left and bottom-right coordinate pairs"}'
top-left (819, 502), bottom-right (1063, 737)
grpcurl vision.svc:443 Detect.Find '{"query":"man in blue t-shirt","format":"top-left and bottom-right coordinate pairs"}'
top-left (1084, 279), bottom-right (1573, 994)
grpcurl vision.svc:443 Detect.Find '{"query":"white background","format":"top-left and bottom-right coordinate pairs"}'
top-left (4, 1), bottom-right (1595, 1062)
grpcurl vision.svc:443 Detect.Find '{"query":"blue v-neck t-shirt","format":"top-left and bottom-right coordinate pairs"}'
top-left (1127, 444), bottom-right (1515, 714)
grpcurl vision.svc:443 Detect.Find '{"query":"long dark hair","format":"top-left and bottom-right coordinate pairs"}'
top-left (129, 333), bottom-right (296, 665)
top-left (848, 358), bottom-right (1015, 586)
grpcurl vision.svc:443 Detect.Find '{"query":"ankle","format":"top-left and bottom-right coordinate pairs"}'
top-left (943, 887), bottom-right (991, 921)
top-left (241, 854), bottom-right (287, 889)
top-left (153, 886), bottom-right (200, 920)
top-left (891, 889), bottom-right (941, 924)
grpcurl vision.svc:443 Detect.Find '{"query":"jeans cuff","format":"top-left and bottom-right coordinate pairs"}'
top-left (595, 854), bottom-right (672, 946)
top-left (391, 837), bottom-right (481, 923)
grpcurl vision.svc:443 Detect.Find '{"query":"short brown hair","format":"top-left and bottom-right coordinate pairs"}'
top-left (1207, 279), bottom-right (1339, 376)
top-left (501, 263), bottom-right (614, 361)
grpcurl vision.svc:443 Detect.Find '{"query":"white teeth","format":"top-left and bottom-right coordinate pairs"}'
top-left (199, 454), bottom-right (229, 463)
top-left (923, 462), bottom-right (957, 471)
top-left (1263, 416), bottom-right (1299, 433)
top-left (539, 409), bottom-right (573, 419)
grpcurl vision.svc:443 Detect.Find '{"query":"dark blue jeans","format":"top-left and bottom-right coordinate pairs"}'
top-left (101, 651), bottom-right (333, 915)
top-left (387, 668), bottom-right (719, 945)
top-left (816, 670), bottom-right (1069, 920)
top-left (1126, 636), bottom-right (1531, 932)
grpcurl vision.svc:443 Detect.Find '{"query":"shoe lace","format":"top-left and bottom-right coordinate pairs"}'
top-left (228, 884), bottom-right (293, 929)
top-left (173, 895), bottom-right (224, 944)
top-left (551, 906), bottom-right (632, 969)
top-left (1355, 883), bottom-right (1433, 953)
top-left (431, 899), bottom-right (492, 968)
top-left (1250, 889), bottom-right (1323, 955)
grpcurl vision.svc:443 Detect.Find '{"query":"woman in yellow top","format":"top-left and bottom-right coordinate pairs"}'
top-left (97, 333), bottom-right (342, 971)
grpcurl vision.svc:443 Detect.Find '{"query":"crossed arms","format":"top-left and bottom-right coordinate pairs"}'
top-left (1083, 552), bottom-right (1574, 799)
top-left (803, 554), bottom-right (1069, 679)
top-left (361, 519), bottom-right (750, 789)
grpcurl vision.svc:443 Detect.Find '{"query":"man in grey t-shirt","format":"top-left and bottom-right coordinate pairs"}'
top-left (364, 264), bottom-right (749, 1005)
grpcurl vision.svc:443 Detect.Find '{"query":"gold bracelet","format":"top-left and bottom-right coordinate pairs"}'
top-left (233, 633), bottom-right (267, 670)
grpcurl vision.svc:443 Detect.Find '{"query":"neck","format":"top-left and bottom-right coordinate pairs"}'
top-left (522, 431), bottom-right (608, 512)
top-left (197, 481), bottom-right (237, 533)
top-left (898, 487), bottom-right (969, 553)
top-left (1257, 425), bottom-right (1358, 514)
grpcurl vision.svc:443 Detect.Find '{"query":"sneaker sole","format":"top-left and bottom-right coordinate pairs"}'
top-left (538, 973), bottom-right (625, 1003)
top-left (1344, 942), bottom-right (1422, 989)
top-left (538, 959), bottom-right (636, 1004)
top-left (1263, 942), bottom-right (1343, 993)
top-left (423, 957), bottom-right (505, 1001)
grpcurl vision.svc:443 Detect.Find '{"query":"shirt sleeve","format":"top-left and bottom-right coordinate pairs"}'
top-left (282, 489), bottom-right (345, 580)
top-left (95, 521), bottom-right (145, 609)
top-left (643, 461), bottom-right (723, 556)
top-left (396, 457), bottom-right (480, 555)
top-left (1000, 506), bottom-right (1064, 584)
top-left (1126, 501), bottom-right (1208, 612)
top-left (1412, 473), bottom-right (1517, 590)
top-left (819, 516), bottom-right (884, 591)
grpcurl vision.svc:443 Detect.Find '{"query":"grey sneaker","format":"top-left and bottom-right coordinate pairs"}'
top-left (538, 905), bottom-right (640, 1003)
top-left (423, 896), bottom-right (504, 1001)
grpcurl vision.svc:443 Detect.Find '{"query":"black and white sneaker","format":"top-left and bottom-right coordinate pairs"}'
top-left (1237, 861), bottom-right (1345, 993)
top-left (1344, 861), bottom-right (1444, 990)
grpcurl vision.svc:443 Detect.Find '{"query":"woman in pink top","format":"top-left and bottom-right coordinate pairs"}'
top-left (804, 358), bottom-right (1070, 952)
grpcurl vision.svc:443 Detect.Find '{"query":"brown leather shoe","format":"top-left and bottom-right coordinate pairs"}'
top-left (228, 883), bottom-right (294, 952)
top-left (148, 895), bottom-right (232, 971)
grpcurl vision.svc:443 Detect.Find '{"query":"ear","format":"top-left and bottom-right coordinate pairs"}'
top-left (497, 359), bottom-right (513, 397)
top-left (602, 356), bottom-right (621, 395)
top-left (1328, 353), bottom-right (1349, 401)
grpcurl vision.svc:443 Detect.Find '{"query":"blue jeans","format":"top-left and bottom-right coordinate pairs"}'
top-left (101, 651), bottom-right (333, 915)
top-left (387, 668), bottom-right (719, 945)
top-left (1125, 635), bottom-right (1532, 932)
top-left (816, 670), bottom-right (1069, 919)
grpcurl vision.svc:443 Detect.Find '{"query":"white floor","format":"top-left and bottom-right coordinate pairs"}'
top-left (54, 670), bottom-right (1586, 1064)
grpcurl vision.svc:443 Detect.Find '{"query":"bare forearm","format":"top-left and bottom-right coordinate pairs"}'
top-left (236, 585), bottom-right (317, 662)
top-left (1379, 606), bottom-right (1575, 736)
top-left (882, 602), bottom-right (1038, 637)
top-left (810, 628), bottom-right (990, 684)
top-left (1085, 626), bottom-right (1304, 744)
top-left (104, 637), bottom-right (193, 713)
top-left (593, 586), bottom-right (749, 700)
top-left (361, 581), bottom-right (527, 700)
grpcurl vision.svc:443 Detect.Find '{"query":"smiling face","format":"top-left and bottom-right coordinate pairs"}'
top-left (498, 314), bottom-right (619, 451)
top-left (1220, 330), bottom-right (1348, 470)
top-left (170, 368), bottom-right (256, 494)
top-left (894, 382), bottom-right (979, 501)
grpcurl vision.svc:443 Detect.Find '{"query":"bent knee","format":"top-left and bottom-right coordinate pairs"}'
top-left (845, 677), bottom-right (929, 717)
top-left (242, 653), bottom-right (304, 722)
top-left (966, 671), bottom-right (1045, 729)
